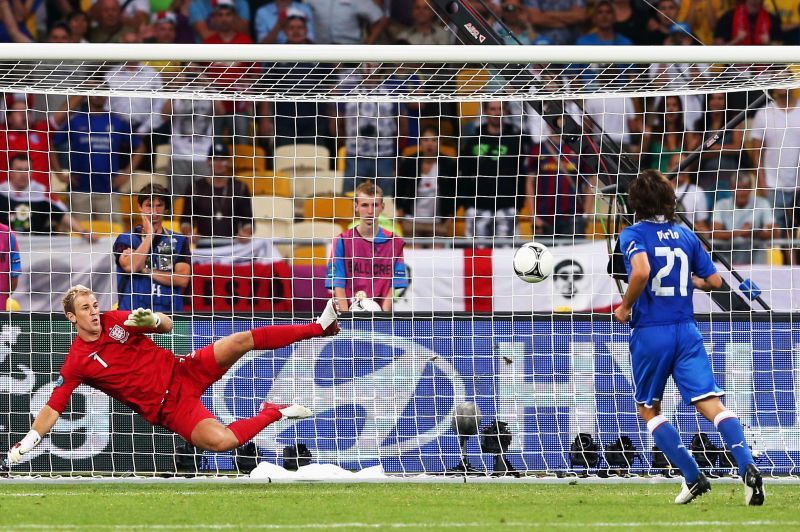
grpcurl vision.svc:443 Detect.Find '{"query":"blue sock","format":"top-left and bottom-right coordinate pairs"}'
top-left (714, 411), bottom-right (754, 476)
top-left (648, 416), bottom-right (701, 482)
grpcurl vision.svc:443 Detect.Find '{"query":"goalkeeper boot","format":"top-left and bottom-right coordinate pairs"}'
top-left (316, 298), bottom-right (341, 336)
top-left (261, 402), bottom-right (313, 420)
top-left (674, 472), bottom-right (711, 504)
top-left (743, 463), bottom-right (765, 506)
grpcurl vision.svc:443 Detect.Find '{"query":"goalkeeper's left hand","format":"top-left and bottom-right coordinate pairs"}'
top-left (124, 308), bottom-right (161, 328)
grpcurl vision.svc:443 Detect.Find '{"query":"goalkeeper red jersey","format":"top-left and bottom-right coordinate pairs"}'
top-left (47, 311), bottom-right (177, 424)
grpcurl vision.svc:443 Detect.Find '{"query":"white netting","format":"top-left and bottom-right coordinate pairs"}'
top-left (1, 44), bottom-right (799, 477)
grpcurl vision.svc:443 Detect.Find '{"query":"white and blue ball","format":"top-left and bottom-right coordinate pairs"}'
top-left (513, 241), bottom-right (554, 283)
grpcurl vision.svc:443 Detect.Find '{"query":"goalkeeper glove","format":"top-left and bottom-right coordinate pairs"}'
top-left (7, 430), bottom-right (42, 465)
top-left (124, 308), bottom-right (161, 328)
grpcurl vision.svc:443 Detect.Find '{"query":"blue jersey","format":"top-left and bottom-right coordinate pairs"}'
top-left (113, 228), bottom-right (191, 312)
top-left (618, 220), bottom-right (716, 328)
top-left (53, 113), bottom-right (141, 193)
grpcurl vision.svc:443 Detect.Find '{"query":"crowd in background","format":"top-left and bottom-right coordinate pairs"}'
top-left (0, 0), bottom-right (798, 305)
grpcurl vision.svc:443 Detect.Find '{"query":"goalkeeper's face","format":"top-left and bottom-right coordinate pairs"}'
top-left (68, 294), bottom-right (101, 336)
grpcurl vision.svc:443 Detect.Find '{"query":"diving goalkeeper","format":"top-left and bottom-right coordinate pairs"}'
top-left (5, 285), bottom-right (340, 465)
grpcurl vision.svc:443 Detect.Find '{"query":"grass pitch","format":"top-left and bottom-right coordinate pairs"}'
top-left (1, 481), bottom-right (798, 531)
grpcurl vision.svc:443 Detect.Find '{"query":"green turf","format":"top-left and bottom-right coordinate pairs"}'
top-left (1, 482), bottom-right (798, 531)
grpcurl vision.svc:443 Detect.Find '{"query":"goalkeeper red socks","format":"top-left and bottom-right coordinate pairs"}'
top-left (251, 323), bottom-right (323, 350)
top-left (228, 408), bottom-right (282, 446)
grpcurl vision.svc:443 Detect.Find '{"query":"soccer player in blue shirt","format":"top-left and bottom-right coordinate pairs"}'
top-left (113, 184), bottom-right (191, 312)
top-left (613, 170), bottom-right (764, 505)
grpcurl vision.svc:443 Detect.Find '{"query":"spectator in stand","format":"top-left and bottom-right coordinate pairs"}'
top-left (395, 126), bottom-right (457, 240)
top-left (143, 12), bottom-right (185, 77)
top-left (526, 0), bottom-right (586, 45)
top-left (255, 0), bottom-right (315, 44)
top-left (304, 0), bottom-right (388, 44)
top-left (0, 1), bottom-right (71, 44)
top-left (689, 92), bottom-right (744, 202)
top-left (395, 0), bottom-right (450, 45)
top-left (105, 29), bottom-right (165, 151)
top-left (67, 10), bottom-right (90, 42)
top-left (203, 0), bottom-right (257, 143)
top-left (326, 182), bottom-right (407, 312)
top-left (677, 0), bottom-right (731, 44)
top-left (89, 0), bottom-right (150, 29)
top-left (747, 88), bottom-right (800, 235)
top-left (0, 97), bottom-right (63, 191)
top-left (576, 1), bottom-right (632, 46)
top-left (189, 0), bottom-right (249, 41)
top-left (0, 221), bottom-right (21, 311)
top-left (766, 0), bottom-right (800, 44)
top-left (0, 0), bottom-right (45, 42)
top-left (0, 153), bottom-right (90, 239)
top-left (643, 95), bottom-right (687, 173)
top-left (578, 96), bottom-right (640, 152)
top-left (649, 23), bottom-right (708, 119)
top-left (612, 0), bottom-right (655, 45)
top-left (712, 171), bottom-right (776, 264)
top-left (458, 100), bottom-right (530, 239)
top-left (114, 184), bottom-right (191, 312)
top-left (526, 130), bottom-right (582, 237)
top-left (643, 0), bottom-right (680, 45)
top-left (51, 91), bottom-right (146, 219)
top-left (180, 139), bottom-right (253, 241)
top-left (163, 80), bottom-right (225, 195)
top-left (672, 163), bottom-right (712, 234)
top-left (335, 63), bottom-right (409, 196)
top-left (0, 5), bottom-right (89, 119)
top-left (88, 0), bottom-right (131, 43)
top-left (500, 0), bottom-right (544, 45)
top-left (144, 0), bottom-right (195, 43)
top-left (714, 0), bottom-right (782, 45)
top-left (257, 14), bottom-right (332, 149)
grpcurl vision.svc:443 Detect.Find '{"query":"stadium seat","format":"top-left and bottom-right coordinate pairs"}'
top-left (400, 144), bottom-right (457, 158)
top-left (130, 172), bottom-right (168, 193)
top-left (85, 219), bottom-right (124, 238)
top-left (290, 220), bottom-right (343, 266)
top-left (233, 143), bottom-right (268, 176)
top-left (381, 196), bottom-right (395, 219)
top-left (290, 168), bottom-right (341, 198)
top-left (303, 197), bottom-right (354, 227)
top-left (50, 170), bottom-right (69, 193)
top-left (252, 195), bottom-right (295, 229)
top-left (242, 172), bottom-right (291, 197)
top-left (456, 68), bottom-right (489, 131)
top-left (154, 144), bottom-right (171, 175)
top-left (274, 143), bottom-right (330, 174)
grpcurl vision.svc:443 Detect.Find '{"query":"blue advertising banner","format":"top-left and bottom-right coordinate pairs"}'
top-left (196, 318), bottom-right (800, 475)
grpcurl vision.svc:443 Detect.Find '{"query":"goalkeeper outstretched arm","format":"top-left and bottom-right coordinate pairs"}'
top-left (6, 405), bottom-right (60, 465)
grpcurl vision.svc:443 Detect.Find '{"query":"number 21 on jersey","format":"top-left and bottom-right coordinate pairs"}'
top-left (652, 246), bottom-right (688, 297)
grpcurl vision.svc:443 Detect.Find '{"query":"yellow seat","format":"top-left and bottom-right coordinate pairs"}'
top-left (303, 197), bottom-right (354, 227)
top-left (85, 219), bottom-right (124, 238)
top-left (154, 144), bottom-right (171, 175)
top-left (242, 172), bottom-right (291, 197)
top-left (767, 247), bottom-right (785, 266)
top-left (233, 143), bottom-right (268, 176)
top-left (400, 144), bottom-right (457, 158)
top-left (292, 244), bottom-right (329, 266)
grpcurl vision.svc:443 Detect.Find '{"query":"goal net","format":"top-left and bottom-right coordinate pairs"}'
top-left (1, 43), bottom-right (799, 477)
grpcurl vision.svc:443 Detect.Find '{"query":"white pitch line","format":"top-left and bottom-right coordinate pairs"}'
top-left (4, 522), bottom-right (800, 530)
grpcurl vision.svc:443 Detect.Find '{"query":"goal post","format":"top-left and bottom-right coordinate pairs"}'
top-left (0, 43), bottom-right (799, 477)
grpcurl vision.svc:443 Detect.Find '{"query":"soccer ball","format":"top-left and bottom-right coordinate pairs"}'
top-left (351, 291), bottom-right (382, 312)
top-left (513, 242), bottom-right (554, 283)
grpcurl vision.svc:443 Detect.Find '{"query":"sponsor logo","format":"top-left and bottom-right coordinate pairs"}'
top-left (108, 325), bottom-right (129, 343)
top-left (463, 22), bottom-right (486, 43)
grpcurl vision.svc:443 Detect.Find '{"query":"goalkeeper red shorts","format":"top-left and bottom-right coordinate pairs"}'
top-left (157, 343), bottom-right (227, 442)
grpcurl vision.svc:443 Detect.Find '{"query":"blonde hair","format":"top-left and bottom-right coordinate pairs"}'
top-left (62, 285), bottom-right (94, 315)
top-left (354, 181), bottom-right (383, 199)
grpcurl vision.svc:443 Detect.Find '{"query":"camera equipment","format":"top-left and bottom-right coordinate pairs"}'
top-left (570, 433), bottom-right (599, 473)
top-left (480, 420), bottom-right (519, 477)
top-left (690, 432), bottom-right (721, 471)
top-left (651, 445), bottom-right (677, 477)
top-left (234, 441), bottom-right (259, 474)
top-left (174, 441), bottom-right (203, 475)
top-left (604, 436), bottom-right (640, 476)
top-left (449, 401), bottom-right (482, 474)
top-left (282, 443), bottom-right (312, 471)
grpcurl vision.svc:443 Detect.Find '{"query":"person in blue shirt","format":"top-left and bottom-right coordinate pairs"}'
top-left (52, 92), bottom-right (145, 218)
top-left (613, 169), bottom-right (764, 506)
top-left (113, 184), bottom-right (191, 312)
